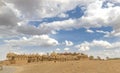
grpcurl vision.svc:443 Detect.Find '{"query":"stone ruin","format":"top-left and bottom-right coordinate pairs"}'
top-left (6, 52), bottom-right (89, 64)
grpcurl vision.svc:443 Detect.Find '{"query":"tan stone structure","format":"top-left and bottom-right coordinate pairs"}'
top-left (0, 64), bottom-right (2, 70)
top-left (6, 52), bottom-right (89, 64)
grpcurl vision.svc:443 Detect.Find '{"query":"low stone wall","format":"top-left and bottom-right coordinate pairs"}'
top-left (15, 60), bottom-right (28, 64)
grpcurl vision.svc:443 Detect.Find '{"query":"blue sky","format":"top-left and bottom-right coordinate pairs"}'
top-left (51, 26), bottom-right (113, 42)
top-left (0, 0), bottom-right (120, 60)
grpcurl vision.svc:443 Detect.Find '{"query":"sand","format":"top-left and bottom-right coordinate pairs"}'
top-left (14, 60), bottom-right (120, 73)
top-left (0, 66), bottom-right (16, 73)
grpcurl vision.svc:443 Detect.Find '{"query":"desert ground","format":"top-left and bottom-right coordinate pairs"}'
top-left (0, 66), bottom-right (16, 73)
top-left (11, 60), bottom-right (120, 73)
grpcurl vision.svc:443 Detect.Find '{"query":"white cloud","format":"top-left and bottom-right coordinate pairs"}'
top-left (4, 0), bottom-right (41, 19)
top-left (57, 13), bottom-right (69, 18)
top-left (109, 0), bottom-right (120, 3)
top-left (0, 3), bottom-right (20, 27)
top-left (99, 30), bottom-right (120, 37)
top-left (111, 42), bottom-right (120, 48)
top-left (64, 47), bottom-right (70, 51)
top-left (0, 0), bottom-right (120, 60)
top-left (63, 40), bottom-right (74, 46)
top-left (96, 30), bottom-right (111, 37)
top-left (0, 0), bottom-right (4, 7)
top-left (0, 45), bottom-right (13, 60)
top-left (51, 30), bottom-right (57, 34)
top-left (86, 29), bottom-right (94, 33)
top-left (17, 24), bottom-right (44, 35)
top-left (0, 0), bottom-right (119, 37)
top-left (110, 30), bottom-right (120, 37)
top-left (3, 0), bottom-right (80, 19)
top-left (3, 0), bottom-right (97, 20)
top-left (91, 40), bottom-right (112, 48)
top-left (80, 0), bottom-right (120, 36)
top-left (75, 40), bottom-right (120, 51)
top-left (75, 41), bottom-right (90, 51)
top-left (39, 18), bottom-right (76, 31)
top-left (5, 35), bottom-right (59, 47)
top-left (56, 48), bottom-right (60, 51)
top-left (0, 1), bottom-right (21, 37)
top-left (34, 0), bottom-right (120, 37)
top-left (78, 46), bottom-right (90, 51)
top-left (96, 30), bottom-right (109, 34)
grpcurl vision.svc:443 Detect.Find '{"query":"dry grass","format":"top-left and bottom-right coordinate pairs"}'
top-left (16, 60), bottom-right (120, 73)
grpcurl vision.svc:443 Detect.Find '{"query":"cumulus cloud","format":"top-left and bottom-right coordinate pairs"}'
top-left (91, 40), bottom-right (112, 48)
top-left (5, 35), bottom-right (59, 47)
top-left (80, 0), bottom-right (120, 36)
top-left (0, 2), bottom-right (20, 27)
top-left (0, 0), bottom-right (120, 37)
top-left (17, 24), bottom-right (43, 35)
top-left (97, 30), bottom-right (120, 37)
top-left (96, 30), bottom-right (109, 34)
top-left (16, 23), bottom-right (60, 35)
top-left (56, 48), bottom-right (60, 51)
top-left (37, 0), bottom-right (120, 37)
top-left (3, 0), bottom-right (97, 19)
top-left (78, 46), bottom-right (90, 51)
top-left (0, 1), bottom-right (21, 37)
top-left (39, 18), bottom-right (77, 32)
top-left (75, 41), bottom-right (90, 51)
top-left (3, 0), bottom-right (80, 19)
top-left (4, 0), bottom-right (41, 19)
top-left (75, 40), bottom-right (120, 51)
top-left (96, 30), bottom-right (110, 37)
top-left (86, 29), bottom-right (94, 33)
top-left (0, 0), bottom-right (120, 60)
top-left (0, 45), bottom-right (13, 60)
top-left (57, 13), bottom-right (69, 18)
top-left (63, 40), bottom-right (74, 46)
top-left (64, 47), bottom-right (70, 51)
top-left (0, 0), bottom-right (4, 7)
top-left (109, 0), bottom-right (120, 3)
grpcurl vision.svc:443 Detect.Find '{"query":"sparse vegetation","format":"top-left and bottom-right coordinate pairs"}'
top-left (97, 56), bottom-right (101, 60)
top-left (89, 56), bottom-right (94, 60)
top-left (107, 58), bottom-right (120, 60)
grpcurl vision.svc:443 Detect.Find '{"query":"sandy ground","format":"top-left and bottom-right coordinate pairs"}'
top-left (0, 66), bottom-right (16, 73)
top-left (4, 60), bottom-right (120, 73)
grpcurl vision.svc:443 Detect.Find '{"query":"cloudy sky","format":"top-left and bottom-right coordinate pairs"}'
top-left (0, 0), bottom-right (120, 60)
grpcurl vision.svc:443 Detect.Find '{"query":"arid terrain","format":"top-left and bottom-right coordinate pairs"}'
top-left (13, 60), bottom-right (120, 73)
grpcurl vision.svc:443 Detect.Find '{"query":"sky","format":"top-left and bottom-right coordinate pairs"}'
top-left (0, 0), bottom-right (120, 60)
